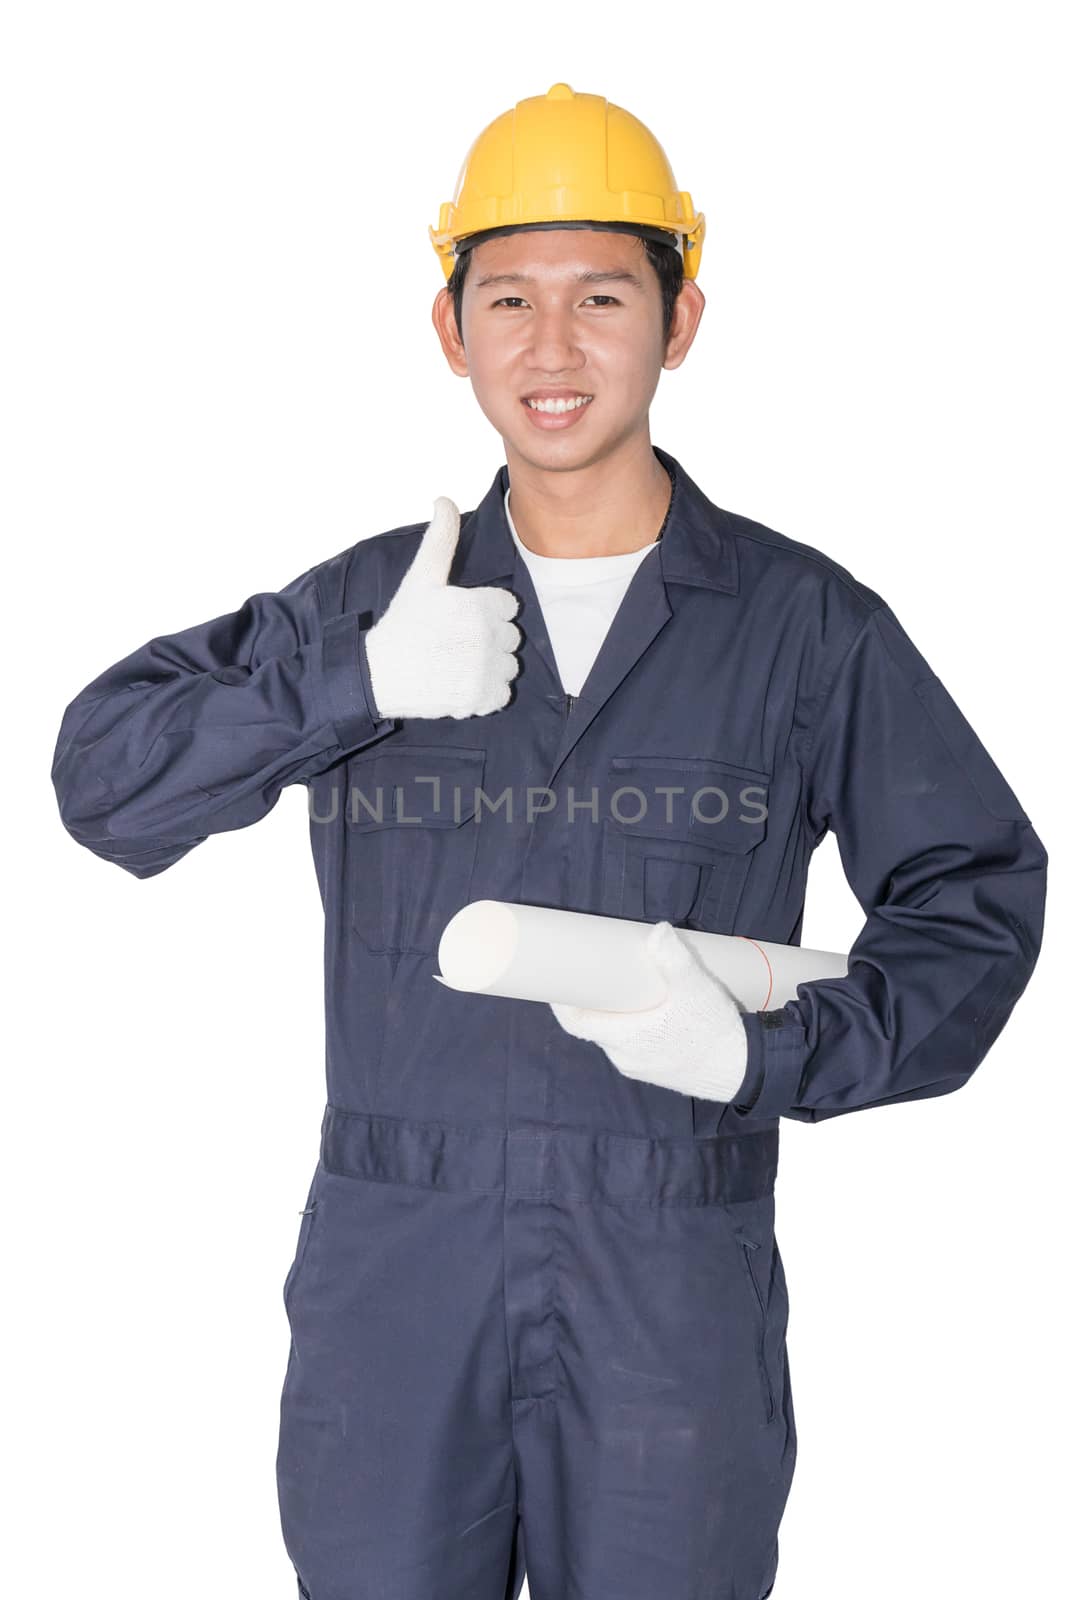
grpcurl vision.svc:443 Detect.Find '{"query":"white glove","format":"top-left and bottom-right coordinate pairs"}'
top-left (364, 495), bottom-right (522, 719)
top-left (549, 920), bottom-right (750, 1103)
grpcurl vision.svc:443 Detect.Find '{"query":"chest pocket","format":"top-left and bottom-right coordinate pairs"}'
top-left (601, 755), bottom-right (770, 934)
top-left (344, 744), bottom-right (486, 955)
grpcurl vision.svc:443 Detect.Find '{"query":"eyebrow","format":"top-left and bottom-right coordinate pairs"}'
top-left (471, 268), bottom-right (646, 291)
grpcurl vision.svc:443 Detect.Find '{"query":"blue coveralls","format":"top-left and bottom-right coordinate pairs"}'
top-left (51, 446), bottom-right (1047, 1600)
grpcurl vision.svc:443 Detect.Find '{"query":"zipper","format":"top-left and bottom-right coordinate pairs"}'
top-left (738, 1236), bottom-right (775, 1423)
top-left (565, 693), bottom-right (576, 717)
top-left (283, 1200), bottom-right (319, 1317)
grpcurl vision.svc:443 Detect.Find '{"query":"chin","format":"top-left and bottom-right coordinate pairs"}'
top-left (503, 412), bottom-right (608, 455)
top-left (504, 435), bottom-right (602, 473)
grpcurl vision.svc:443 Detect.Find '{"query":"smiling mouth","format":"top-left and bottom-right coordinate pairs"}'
top-left (521, 395), bottom-right (595, 414)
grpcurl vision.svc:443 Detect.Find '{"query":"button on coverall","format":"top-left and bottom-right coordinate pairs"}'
top-left (51, 446), bottom-right (1047, 1600)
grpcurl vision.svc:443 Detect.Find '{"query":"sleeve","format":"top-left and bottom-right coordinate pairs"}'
top-left (50, 560), bottom-right (396, 879)
top-left (733, 603), bottom-right (1047, 1122)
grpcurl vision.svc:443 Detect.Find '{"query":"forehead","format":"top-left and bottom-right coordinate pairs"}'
top-left (467, 227), bottom-right (650, 288)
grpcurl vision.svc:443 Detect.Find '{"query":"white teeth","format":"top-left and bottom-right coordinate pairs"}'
top-left (524, 395), bottom-right (593, 414)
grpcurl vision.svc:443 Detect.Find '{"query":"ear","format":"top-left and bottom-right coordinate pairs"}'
top-left (662, 279), bottom-right (705, 372)
top-left (431, 287), bottom-right (470, 378)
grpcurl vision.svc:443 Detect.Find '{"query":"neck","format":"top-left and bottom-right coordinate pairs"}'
top-left (504, 436), bottom-right (672, 559)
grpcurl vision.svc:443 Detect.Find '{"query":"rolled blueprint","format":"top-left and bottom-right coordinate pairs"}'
top-left (433, 899), bottom-right (848, 1013)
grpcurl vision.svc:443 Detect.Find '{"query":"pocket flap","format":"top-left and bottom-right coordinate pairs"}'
top-left (347, 745), bottom-right (487, 829)
top-left (607, 756), bottom-right (769, 855)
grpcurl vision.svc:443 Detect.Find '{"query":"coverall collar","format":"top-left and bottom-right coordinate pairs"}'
top-left (451, 445), bottom-right (741, 788)
top-left (452, 444), bottom-right (740, 595)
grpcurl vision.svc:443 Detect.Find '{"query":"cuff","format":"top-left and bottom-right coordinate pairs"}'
top-left (313, 609), bottom-right (395, 751)
top-left (731, 1024), bottom-right (767, 1109)
top-left (356, 617), bottom-right (386, 724)
top-left (733, 1009), bottom-right (808, 1119)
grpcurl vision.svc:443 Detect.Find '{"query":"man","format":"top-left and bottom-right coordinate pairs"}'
top-left (52, 83), bottom-right (1046, 1600)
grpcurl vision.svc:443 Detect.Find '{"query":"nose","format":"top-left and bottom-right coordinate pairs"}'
top-left (523, 305), bottom-right (588, 378)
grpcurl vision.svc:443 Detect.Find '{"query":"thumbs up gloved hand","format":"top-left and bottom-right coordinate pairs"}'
top-left (549, 920), bottom-right (750, 1104)
top-left (364, 496), bottom-right (522, 720)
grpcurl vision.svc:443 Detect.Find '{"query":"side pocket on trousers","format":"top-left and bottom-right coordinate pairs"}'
top-left (734, 1229), bottom-right (775, 1424)
top-left (282, 1190), bottom-right (320, 1319)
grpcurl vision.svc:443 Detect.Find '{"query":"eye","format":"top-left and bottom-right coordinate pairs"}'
top-left (489, 295), bottom-right (621, 309)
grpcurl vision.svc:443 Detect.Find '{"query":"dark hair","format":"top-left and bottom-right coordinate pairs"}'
top-left (446, 232), bottom-right (685, 353)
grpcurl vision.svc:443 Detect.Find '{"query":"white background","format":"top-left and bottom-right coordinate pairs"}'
top-left (4, 3), bottom-right (1062, 1596)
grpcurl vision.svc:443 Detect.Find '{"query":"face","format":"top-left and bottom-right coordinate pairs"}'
top-left (431, 227), bottom-right (704, 473)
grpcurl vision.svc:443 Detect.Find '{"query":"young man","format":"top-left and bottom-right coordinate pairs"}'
top-left (52, 83), bottom-right (1046, 1600)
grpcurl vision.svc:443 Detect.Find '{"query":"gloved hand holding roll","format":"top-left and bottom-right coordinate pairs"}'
top-left (549, 919), bottom-right (750, 1103)
top-left (364, 495), bottom-right (522, 719)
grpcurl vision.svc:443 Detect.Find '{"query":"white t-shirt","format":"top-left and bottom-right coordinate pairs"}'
top-left (504, 484), bottom-right (659, 697)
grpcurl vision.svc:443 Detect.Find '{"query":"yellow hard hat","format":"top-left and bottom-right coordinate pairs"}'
top-left (429, 82), bottom-right (706, 283)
